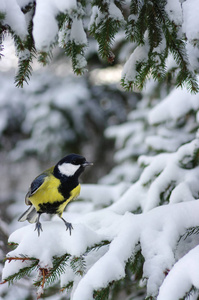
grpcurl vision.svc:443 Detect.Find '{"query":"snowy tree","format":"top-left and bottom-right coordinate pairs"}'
top-left (2, 83), bottom-right (199, 300)
top-left (0, 0), bottom-right (199, 91)
top-left (2, 1), bottom-right (199, 300)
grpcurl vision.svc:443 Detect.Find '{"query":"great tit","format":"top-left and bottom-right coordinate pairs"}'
top-left (18, 154), bottom-right (93, 236)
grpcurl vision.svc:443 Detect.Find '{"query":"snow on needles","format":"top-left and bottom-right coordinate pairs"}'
top-left (2, 0), bottom-right (28, 39)
top-left (3, 200), bottom-right (199, 300)
top-left (33, 0), bottom-right (77, 50)
top-left (3, 138), bottom-right (199, 299)
top-left (148, 87), bottom-right (199, 125)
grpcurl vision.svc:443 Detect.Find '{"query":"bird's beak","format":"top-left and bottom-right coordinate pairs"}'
top-left (82, 161), bottom-right (93, 167)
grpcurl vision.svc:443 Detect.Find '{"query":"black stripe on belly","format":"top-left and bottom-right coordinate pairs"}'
top-left (38, 199), bottom-right (66, 214)
top-left (58, 177), bottom-right (78, 199)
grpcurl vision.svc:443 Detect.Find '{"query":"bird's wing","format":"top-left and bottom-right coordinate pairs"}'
top-left (25, 173), bottom-right (48, 205)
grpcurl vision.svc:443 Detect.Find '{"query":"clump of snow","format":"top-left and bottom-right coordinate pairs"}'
top-left (33, 1), bottom-right (59, 51)
top-left (148, 87), bottom-right (199, 125)
top-left (33, 0), bottom-right (77, 51)
top-left (88, 6), bottom-right (103, 30)
top-left (182, 0), bottom-right (199, 41)
top-left (108, 2), bottom-right (124, 22)
top-left (122, 43), bottom-right (149, 84)
top-left (165, 0), bottom-right (183, 25)
top-left (3, 0), bottom-right (28, 39)
top-left (158, 245), bottom-right (199, 300)
top-left (70, 18), bottom-right (87, 45)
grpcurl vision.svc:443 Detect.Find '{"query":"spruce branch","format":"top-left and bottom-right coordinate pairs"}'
top-left (46, 253), bottom-right (71, 285)
top-left (34, 253), bottom-right (71, 289)
top-left (65, 40), bottom-right (87, 75)
top-left (59, 12), bottom-right (88, 75)
top-left (123, 0), bottom-right (199, 92)
top-left (70, 255), bottom-right (86, 276)
top-left (60, 280), bottom-right (73, 293)
top-left (38, 50), bottom-right (53, 66)
top-left (89, 2), bottom-right (125, 63)
top-left (128, 243), bottom-right (145, 281)
top-left (14, 3), bottom-right (36, 88)
top-left (2, 255), bottom-right (39, 285)
top-left (182, 226), bottom-right (199, 240)
top-left (93, 286), bottom-right (110, 300)
top-left (179, 148), bottom-right (199, 169)
top-left (159, 181), bottom-right (176, 205)
top-left (86, 240), bottom-right (110, 253)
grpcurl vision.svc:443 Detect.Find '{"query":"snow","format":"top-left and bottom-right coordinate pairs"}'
top-left (4, 200), bottom-right (199, 300)
top-left (16, 0), bottom-right (34, 7)
top-left (70, 18), bottom-right (87, 45)
top-left (109, 139), bottom-right (199, 214)
top-left (33, 0), bottom-right (77, 51)
top-left (165, 0), bottom-right (183, 25)
top-left (79, 183), bottom-right (129, 207)
top-left (2, 1), bottom-right (199, 299)
top-left (122, 42), bottom-right (149, 84)
top-left (88, 6), bottom-right (102, 29)
top-left (3, 0), bottom-right (28, 39)
top-left (33, 1), bottom-right (59, 51)
top-left (108, 2), bottom-right (124, 22)
top-left (3, 221), bottom-right (105, 271)
top-left (148, 87), bottom-right (199, 124)
top-left (158, 245), bottom-right (199, 300)
top-left (182, 0), bottom-right (199, 41)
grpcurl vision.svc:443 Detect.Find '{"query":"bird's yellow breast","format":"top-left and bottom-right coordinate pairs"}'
top-left (28, 172), bottom-right (81, 216)
top-left (29, 174), bottom-right (63, 211)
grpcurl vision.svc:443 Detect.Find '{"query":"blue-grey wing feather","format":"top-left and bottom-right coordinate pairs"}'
top-left (29, 174), bottom-right (47, 195)
top-left (25, 174), bottom-right (47, 205)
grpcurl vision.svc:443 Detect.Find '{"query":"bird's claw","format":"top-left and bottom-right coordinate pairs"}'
top-left (35, 221), bottom-right (43, 236)
top-left (61, 217), bottom-right (73, 235)
top-left (65, 222), bottom-right (73, 235)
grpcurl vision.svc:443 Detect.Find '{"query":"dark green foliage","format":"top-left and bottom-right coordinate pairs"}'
top-left (179, 148), bottom-right (199, 169)
top-left (3, 256), bottom-right (39, 285)
top-left (45, 253), bottom-right (71, 286)
top-left (38, 50), bottom-right (53, 66)
top-left (65, 41), bottom-right (87, 75)
top-left (128, 244), bottom-right (145, 281)
top-left (123, 0), bottom-right (199, 92)
top-left (58, 11), bottom-right (88, 75)
top-left (159, 181), bottom-right (176, 205)
top-left (14, 3), bottom-right (36, 88)
top-left (1, 0), bottom-right (199, 91)
top-left (70, 255), bottom-right (86, 276)
top-left (86, 240), bottom-right (110, 253)
top-left (93, 286), bottom-right (110, 300)
top-left (61, 280), bottom-right (73, 292)
top-left (89, 1), bottom-right (124, 63)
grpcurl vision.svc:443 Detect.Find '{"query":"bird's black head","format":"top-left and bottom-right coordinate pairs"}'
top-left (54, 154), bottom-right (93, 179)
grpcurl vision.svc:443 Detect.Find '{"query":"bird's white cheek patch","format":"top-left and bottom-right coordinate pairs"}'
top-left (58, 163), bottom-right (80, 176)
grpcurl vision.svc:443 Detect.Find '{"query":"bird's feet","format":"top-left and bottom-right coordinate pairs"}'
top-left (61, 217), bottom-right (73, 235)
top-left (34, 221), bottom-right (43, 236)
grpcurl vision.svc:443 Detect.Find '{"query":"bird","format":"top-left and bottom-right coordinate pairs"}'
top-left (18, 154), bottom-right (93, 236)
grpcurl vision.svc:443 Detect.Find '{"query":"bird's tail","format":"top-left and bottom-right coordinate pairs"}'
top-left (18, 205), bottom-right (38, 223)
